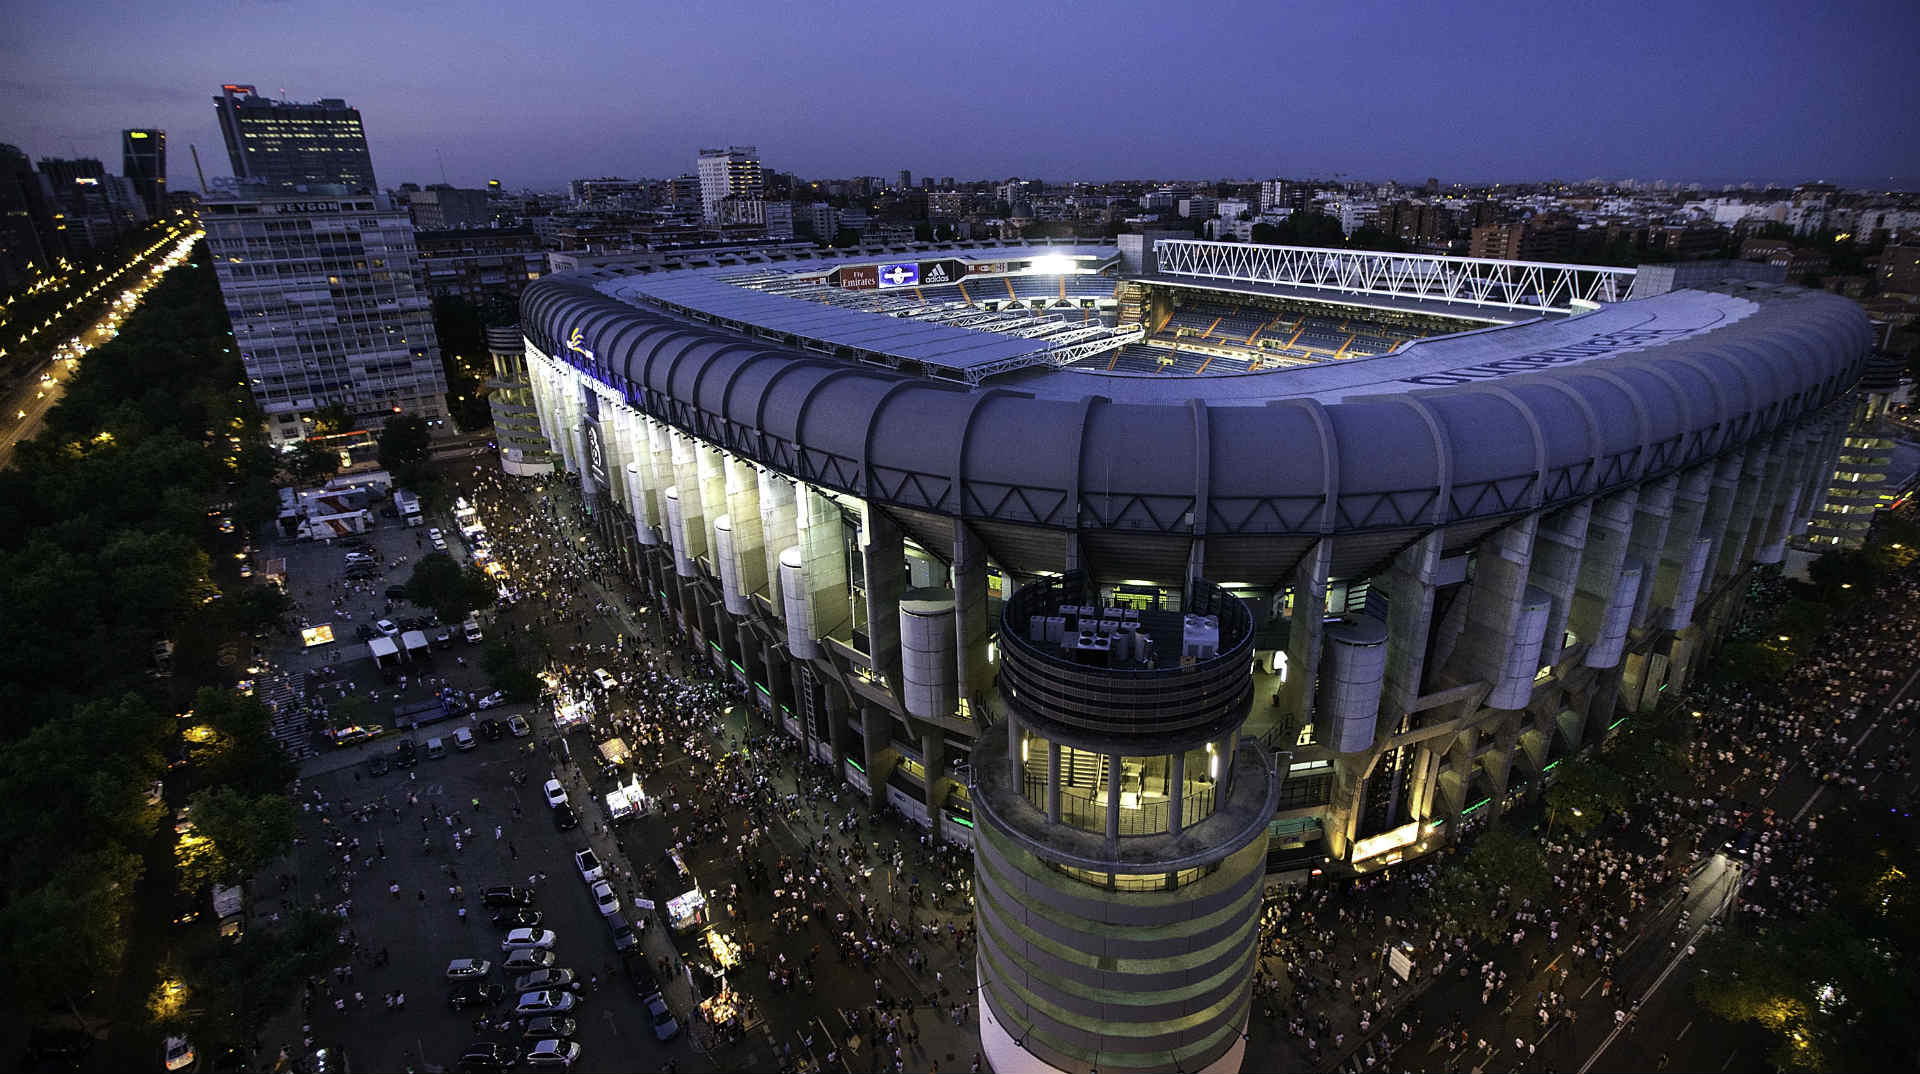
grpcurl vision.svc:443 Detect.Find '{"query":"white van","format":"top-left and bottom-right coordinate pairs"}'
top-left (453, 726), bottom-right (476, 751)
top-left (463, 616), bottom-right (483, 644)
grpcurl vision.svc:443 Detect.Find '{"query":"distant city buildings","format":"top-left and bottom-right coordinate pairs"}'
top-left (214, 83), bottom-right (376, 192)
top-left (414, 227), bottom-right (544, 303)
top-left (408, 185), bottom-right (491, 230)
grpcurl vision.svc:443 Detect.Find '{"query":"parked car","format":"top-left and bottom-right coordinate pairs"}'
top-left (375, 618), bottom-right (399, 637)
top-left (355, 624), bottom-right (380, 641)
top-left (508, 715), bottom-right (532, 737)
top-left (592, 668), bottom-right (619, 691)
top-left (457, 1041), bottom-right (516, 1071)
top-left (501, 928), bottom-right (557, 952)
top-left (491, 907), bottom-right (544, 930)
top-left (606, 914), bottom-right (638, 954)
top-left (366, 753), bottom-right (390, 776)
top-left (434, 628), bottom-right (455, 649)
top-left (477, 690), bottom-right (507, 710)
top-left (574, 849), bottom-right (603, 883)
top-left (552, 803), bottom-right (579, 831)
top-left (445, 957), bottom-right (492, 980)
top-left (478, 718), bottom-right (505, 742)
top-left (385, 585), bottom-right (409, 600)
top-left (543, 779), bottom-right (568, 808)
top-left (480, 886), bottom-right (535, 908)
top-left (394, 740), bottom-right (418, 768)
top-left (590, 881), bottom-right (619, 917)
top-left (514, 990), bottom-right (577, 1018)
top-left (453, 727), bottom-right (476, 751)
top-left (526, 1039), bottom-right (582, 1069)
top-left (501, 948), bottom-right (556, 972)
top-left (513, 968), bottom-right (577, 993)
top-left (522, 1016), bottom-right (577, 1040)
top-left (447, 981), bottom-right (506, 1010)
top-left (646, 994), bottom-right (680, 1040)
top-left (163, 1035), bottom-right (196, 1072)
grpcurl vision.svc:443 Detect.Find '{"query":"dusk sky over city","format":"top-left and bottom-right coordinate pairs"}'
top-left (4, 0), bottom-right (1918, 189)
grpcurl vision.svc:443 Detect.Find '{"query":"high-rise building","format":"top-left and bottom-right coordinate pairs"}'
top-left (697, 146), bottom-right (762, 222)
top-left (974, 575), bottom-right (1274, 1074)
top-left (409, 185), bottom-right (491, 230)
top-left (0, 143), bottom-right (60, 287)
top-left (897, 169), bottom-right (912, 191)
top-left (37, 157), bottom-right (146, 250)
top-left (214, 84), bottom-right (377, 192)
top-left (122, 129), bottom-right (166, 218)
top-left (200, 189), bottom-right (446, 445)
top-left (414, 227), bottom-right (544, 303)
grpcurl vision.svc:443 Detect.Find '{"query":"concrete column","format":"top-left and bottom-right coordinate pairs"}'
top-left (800, 487), bottom-right (853, 640)
top-left (763, 639), bottom-right (792, 724)
top-left (824, 682), bottom-right (854, 775)
top-left (862, 505), bottom-right (906, 691)
top-left (1568, 490), bottom-right (1638, 660)
top-left (1325, 754), bottom-right (1368, 861)
top-left (1379, 532), bottom-right (1444, 724)
top-left (1712, 447), bottom-right (1766, 589)
top-left (1046, 740), bottom-right (1061, 823)
top-left (860, 704), bottom-right (899, 812)
top-left (1105, 751), bottom-right (1122, 845)
top-left (1451, 513), bottom-right (1541, 703)
top-left (1282, 540), bottom-right (1332, 737)
top-left (759, 472), bottom-right (799, 613)
top-left (922, 729), bottom-right (950, 841)
top-left (1527, 502), bottom-right (1591, 667)
top-left (1625, 475), bottom-right (1676, 630)
top-left (1169, 750), bottom-right (1186, 835)
top-left (669, 433), bottom-right (708, 565)
top-left (697, 445), bottom-right (728, 574)
top-left (952, 521), bottom-right (993, 719)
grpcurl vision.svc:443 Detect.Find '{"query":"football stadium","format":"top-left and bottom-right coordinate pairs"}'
top-left (517, 236), bottom-right (1871, 1074)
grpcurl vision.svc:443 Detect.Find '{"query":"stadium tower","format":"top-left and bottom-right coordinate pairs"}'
top-left (971, 573), bottom-right (1277, 1074)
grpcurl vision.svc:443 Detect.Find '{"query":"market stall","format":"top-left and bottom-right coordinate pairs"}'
top-left (665, 888), bottom-right (708, 931)
top-left (605, 774), bottom-right (649, 820)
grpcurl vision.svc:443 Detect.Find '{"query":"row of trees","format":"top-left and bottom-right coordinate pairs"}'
top-left (0, 245), bottom-right (336, 1051)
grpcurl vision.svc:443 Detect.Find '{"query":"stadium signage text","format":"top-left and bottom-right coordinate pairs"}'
top-left (1397, 328), bottom-right (1695, 387)
top-left (565, 327), bottom-right (596, 363)
top-left (839, 265), bottom-right (878, 290)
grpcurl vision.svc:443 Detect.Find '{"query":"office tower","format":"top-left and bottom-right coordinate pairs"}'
top-left (37, 157), bottom-right (146, 250)
top-left (897, 169), bottom-right (911, 190)
top-left (697, 146), bottom-right (762, 222)
top-left (122, 129), bottom-right (166, 217)
top-left (214, 83), bottom-right (377, 192)
top-left (409, 185), bottom-right (490, 230)
top-left (200, 189), bottom-right (446, 445)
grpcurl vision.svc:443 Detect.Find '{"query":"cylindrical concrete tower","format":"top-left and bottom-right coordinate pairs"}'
top-left (972, 573), bottom-right (1279, 1074)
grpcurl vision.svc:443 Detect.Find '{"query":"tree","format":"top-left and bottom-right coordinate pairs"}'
top-left (1544, 756), bottom-right (1623, 835)
top-left (184, 786), bottom-right (297, 883)
top-left (310, 404), bottom-right (352, 436)
top-left (405, 551), bottom-right (498, 623)
top-left (377, 413), bottom-right (433, 486)
top-left (0, 847), bottom-right (143, 1021)
top-left (181, 907), bottom-right (342, 1047)
top-left (1428, 823), bottom-right (1549, 938)
top-left (284, 438), bottom-right (341, 486)
top-left (482, 638), bottom-right (542, 702)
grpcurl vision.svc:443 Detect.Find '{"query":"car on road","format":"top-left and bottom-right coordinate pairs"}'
top-left (522, 1016), bottom-right (577, 1040)
top-left (478, 718), bottom-right (505, 742)
top-left (526, 1039), bottom-right (582, 1069)
top-left (330, 725), bottom-right (382, 747)
top-left (218, 517), bottom-right (235, 534)
top-left (553, 803), bottom-right (579, 831)
top-left (444, 957), bottom-right (492, 980)
top-left (480, 886), bottom-right (535, 908)
top-left (428, 528), bottom-right (443, 542)
top-left (447, 981), bottom-right (506, 1010)
top-left (385, 585), bottom-right (409, 600)
top-left (514, 990), bottom-right (577, 1017)
top-left (375, 618), bottom-right (399, 637)
top-left (394, 740), bottom-right (418, 768)
top-left (543, 779), bottom-right (568, 808)
top-left (346, 564), bottom-right (379, 580)
top-left (513, 968), bottom-right (577, 993)
top-left (477, 690), bottom-right (507, 710)
top-left (592, 668), bottom-right (619, 691)
top-left (454, 727), bottom-right (477, 751)
top-left (501, 928), bottom-right (557, 951)
top-left (508, 715), bottom-right (532, 737)
top-left (646, 994), bottom-right (680, 1040)
top-left (501, 948), bottom-right (556, 972)
top-left (163, 1035), bottom-right (195, 1072)
top-left (366, 753), bottom-right (390, 776)
top-left (434, 628), bottom-right (455, 648)
top-left (491, 907), bottom-right (544, 930)
top-left (355, 624), bottom-right (381, 641)
top-left (590, 881), bottom-right (619, 917)
top-left (574, 849), bottom-right (603, 883)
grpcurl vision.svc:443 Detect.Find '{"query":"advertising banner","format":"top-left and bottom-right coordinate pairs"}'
top-left (839, 265), bottom-right (878, 290)
top-left (876, 262), bottom-right (919, 289)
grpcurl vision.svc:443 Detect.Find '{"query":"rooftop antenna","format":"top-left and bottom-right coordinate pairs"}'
top-left (437, 147), bottom-right (449, 186)
top-left (190, 144), bottom-right (208, 193)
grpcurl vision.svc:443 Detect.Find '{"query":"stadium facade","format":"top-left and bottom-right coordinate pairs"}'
top-left (518, 238), bottom-right (1870, 1074)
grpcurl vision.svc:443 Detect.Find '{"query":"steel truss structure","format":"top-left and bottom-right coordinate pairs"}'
top-left (1154, 240), bottom-right (1638, 314)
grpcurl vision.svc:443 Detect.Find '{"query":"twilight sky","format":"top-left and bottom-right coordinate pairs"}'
top-left (3, 0), bottom-right (1917, 192)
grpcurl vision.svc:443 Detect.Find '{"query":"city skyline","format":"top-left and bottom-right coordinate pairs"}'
top-left (2, 0), bottom-right (1917, 192)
